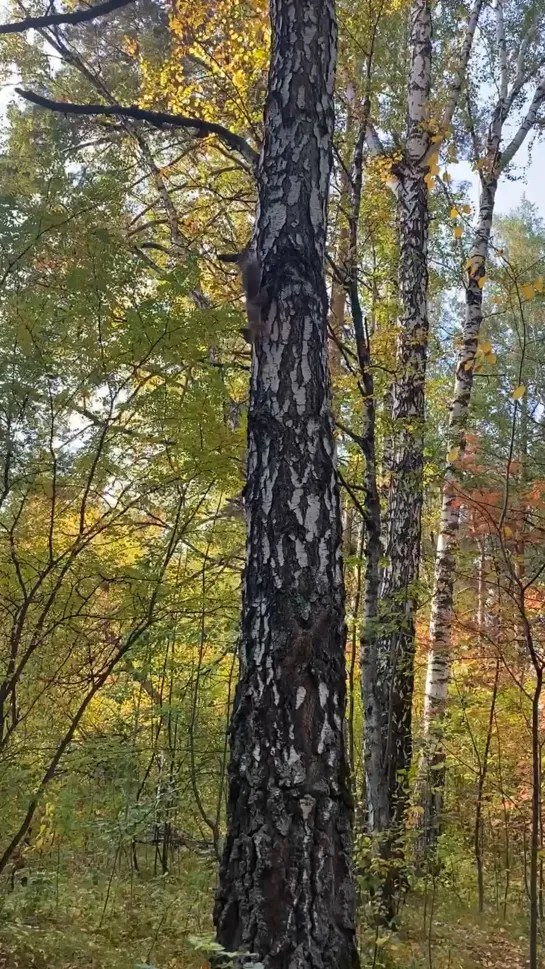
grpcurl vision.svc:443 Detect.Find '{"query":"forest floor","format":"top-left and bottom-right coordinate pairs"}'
top-left (0, 914), bottom-right (531, 969)
top-left (362, 901), bottom-right (531, 968)
top-left (0, 872), bottom-right (534, 969)
top-left (352, 889), bottom-right (528, 969)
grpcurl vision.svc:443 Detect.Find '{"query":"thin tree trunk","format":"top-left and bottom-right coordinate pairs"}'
top-left (477, 540), bottom-right (486, 639)
top-left (494, 709), bottom-right (510, 919)
top-left (530, 666), bottom-right (543, 969)
top-left (328, 170), bottom-right (350, 373)
top-left (348, 524), bottom-right (365, 777)
top-left (418, 176), bottom-right (497, 851)
top-left (418, 0), bottom-right (545, 852)
top-left (539, 741), bottom-right (544, 922)
top-left (363, 0), bottom-right (432, 867)
top-left (351, 82), bottom-right (387, 846)
top-left (474, 660), bottom-right (500, 913)
top-left (214, 2), bottom-right (358, 966)
top-left (524, 585), bottom-right (543, 969)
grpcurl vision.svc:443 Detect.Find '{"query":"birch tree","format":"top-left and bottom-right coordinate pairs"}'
top-left (213, 1), bottom-right (358, 966)
top-left (420, 0), bottom-right (545, 853)
top-left (360, 0), bottom-right (483, 885)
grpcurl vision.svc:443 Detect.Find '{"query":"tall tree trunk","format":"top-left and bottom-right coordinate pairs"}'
top-left (529, 663), bottom-right (543, 969)
top-left (362, 0), bottom-right (432, 858)
top-left (214, 2), bottom-right (358, 967)
top-left (418, 177), bottom-right (497, 852)
top-left (358, 0), bottom-right (485, 866)
top-left (417, 0), bottom-right (545, 856)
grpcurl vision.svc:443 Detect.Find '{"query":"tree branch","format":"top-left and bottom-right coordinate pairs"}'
top-left (364, 121), bottom-right (399, 196)
top-left (0, 0), bottom-right (137, 33)
top-left (338, 470), bottom-right (367, 522)
top-left (365, 119), bottom-right (386, 157)
top-left (510, 31), bottom-right (534, 101)
top-left (438, 0), bottom-right (484, 139)
top-left (15, 89), bottom-right (260, 168)
top-left (496, 0), bottom-right (508, 104)
top-left (499, 76), bottom-right (545, 172)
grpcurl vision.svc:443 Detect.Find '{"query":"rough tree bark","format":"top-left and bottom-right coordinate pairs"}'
top-left (214, 2), bottom-right (358, 968)
top-left (361, 0), bottom-right (432, 851)
top-left (419, 9), bottom-right (545, 850)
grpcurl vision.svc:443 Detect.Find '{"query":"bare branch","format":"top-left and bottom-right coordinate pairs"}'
top-left (439, 0), bottom-right (484, 138)
top-left (499, 75), bottom-right (545, 172)
top-left (510, 31), bottom-right (533, 99)
top-left (0, 0), bottom-right (137, 33)
top-left (15, 89), bottom-right (260, 168)
top-left (466, 90), bottom-right (483, 165)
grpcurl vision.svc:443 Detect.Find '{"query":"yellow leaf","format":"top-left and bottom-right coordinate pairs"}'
top-left (454, 226), bottom-right (463, 239)
top-left (521, 284), bottom-right (535, 300)
top-left (431, 134), bottom-right (442, 143)
top-left (480, 340), bottom-right (492, 354)
top-left (478, 276), bottom-right (486, 288)
top-left (463, 360), bottom-right (473, 371)
top-left (503, 525), bottom-right (513, 538)
top-left (487, 352), bottom-right (497, 365)
top-left (424, 173), bottom-right (436, 188)
top-left (462, 204), bottom-right (472, 214)
top-left (512, 385), bottom-right (526, 400)
top-left (535, 277), bottom-right (544, 293)
top-left (443, 171), bottom-right (452, 182)
top-left (450, 207), bottom-right (459, 218)
top-left (447, 447), bottom-right (460, 462)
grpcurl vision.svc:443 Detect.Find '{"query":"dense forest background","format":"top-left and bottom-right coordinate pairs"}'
top-left (1, 0), bottom-right (545, 967)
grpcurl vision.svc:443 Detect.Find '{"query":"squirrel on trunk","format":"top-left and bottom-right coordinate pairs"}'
top-left (218, 243), bottom-right (269, 343)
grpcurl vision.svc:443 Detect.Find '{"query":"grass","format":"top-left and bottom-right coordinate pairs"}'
top-left (0, 858), bottom-right (535, 969)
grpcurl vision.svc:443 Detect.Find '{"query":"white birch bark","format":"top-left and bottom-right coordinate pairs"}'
top-left (362, 0), bottom-right (432, 844)
top-left (360, 0), bottom-right (486, 860)
top-left (424, 174), bottom-right (497, 722)
top-left (417, 176), bottom-right (497, 852)
top-left (419, 9), bottom-right (545, 848)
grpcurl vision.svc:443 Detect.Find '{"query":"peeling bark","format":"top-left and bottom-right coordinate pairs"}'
top-left (214, 3), bottom-right (358, 967)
